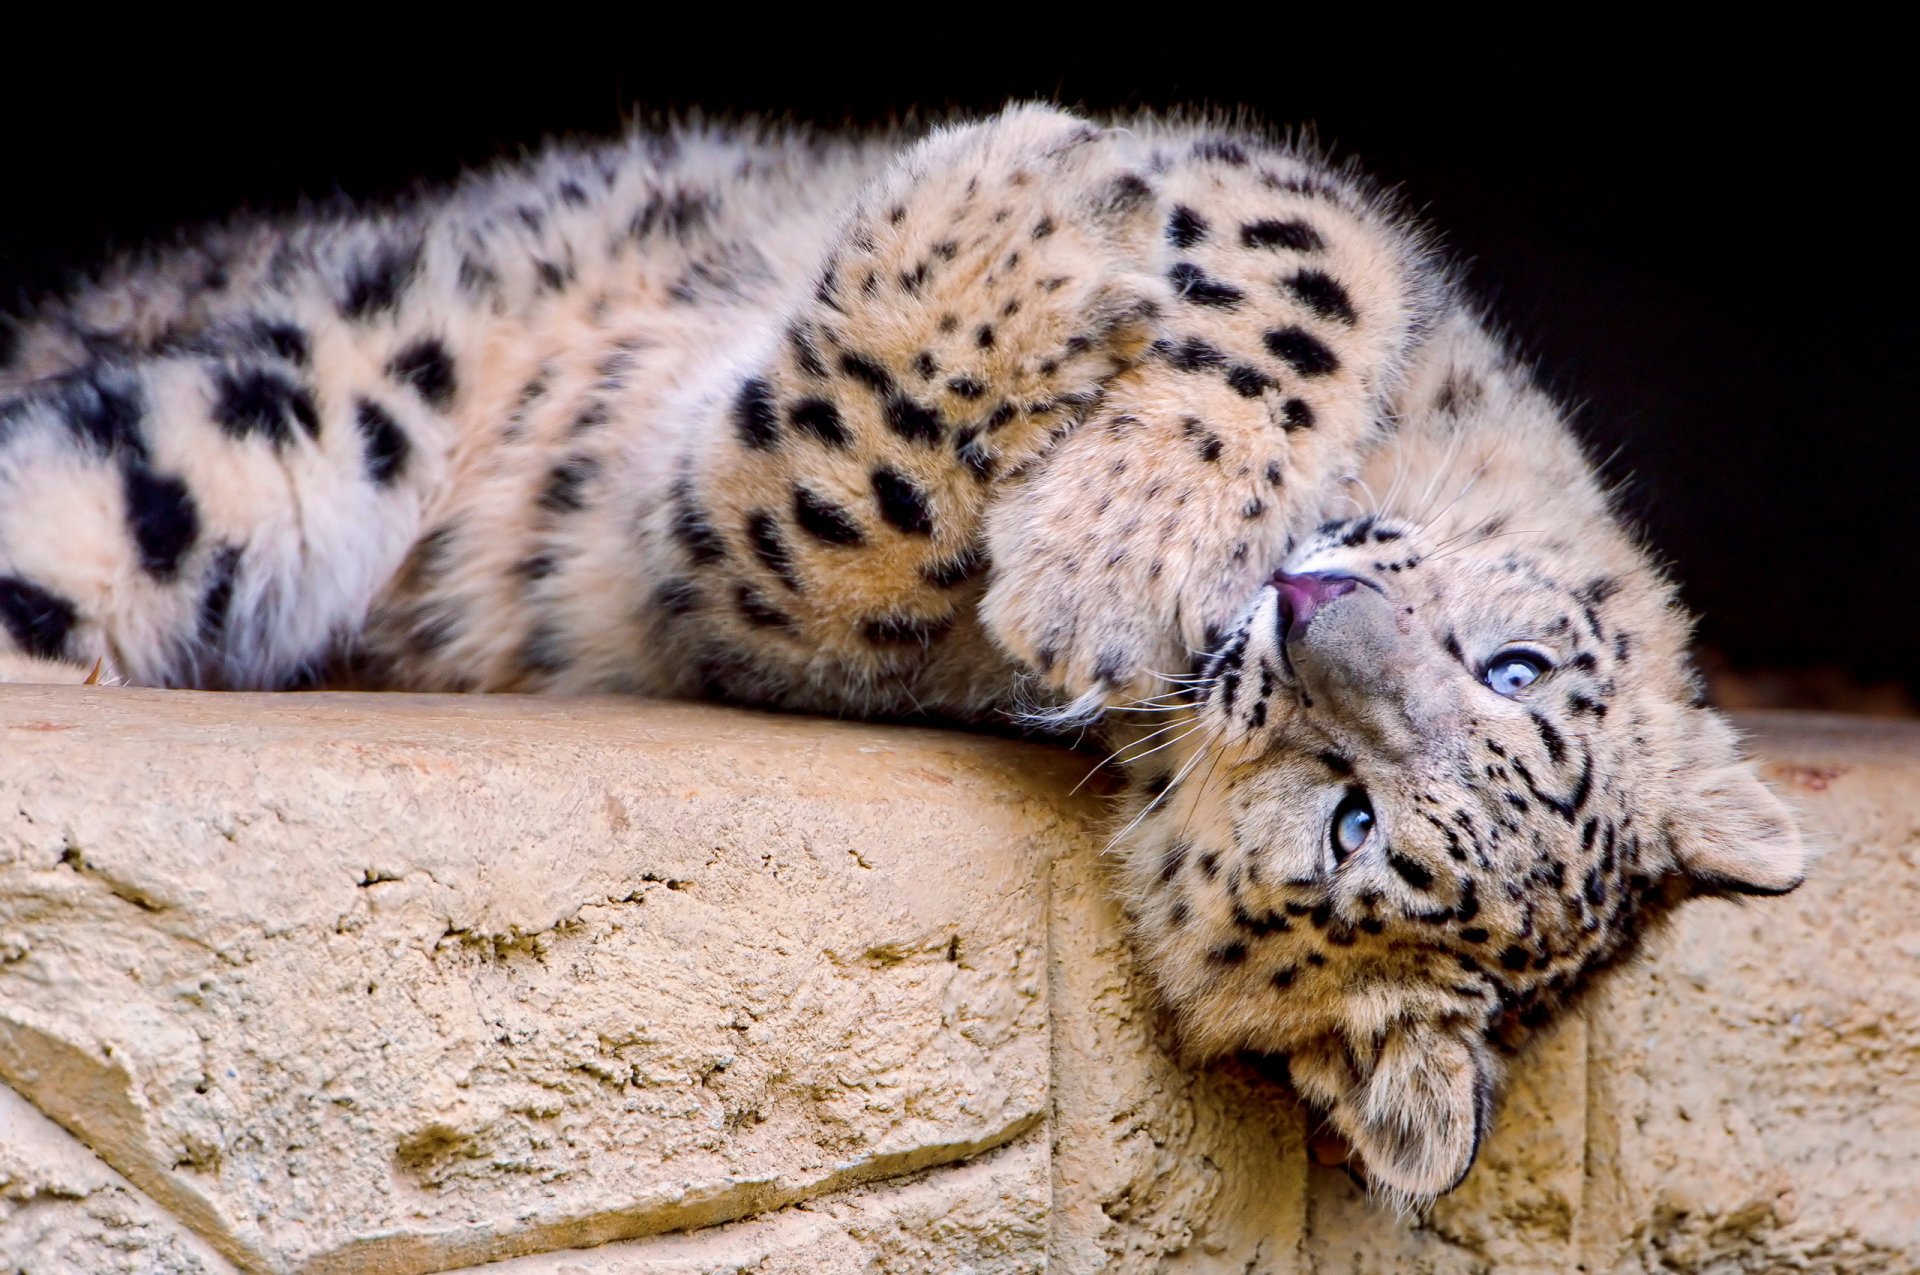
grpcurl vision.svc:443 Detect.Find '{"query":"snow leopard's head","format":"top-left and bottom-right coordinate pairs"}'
top-left (1113, 315), bottom-right (1806, 1204)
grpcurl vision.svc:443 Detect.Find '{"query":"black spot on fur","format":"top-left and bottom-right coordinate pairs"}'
top-left (872, 468), bottom-right (933, 535)
top-left (1264, 327), bottom-right (1340, 377)
top-left (515, 552), bottom-right (559, 581)
top-left (339, 242), bottom-right (418, 320)
top-left (789, 325), bottom-right (828, 379)
top-left (789, 397), bottom-right (851, 448)
top-left (862, 613), bottom-right (953, 646)
top-left (1316, 751), bottom-right (1353, 776)
top-left (1207, 941), bottom-right (1249, 966)
top-left (922, 545), bottom-right (986, 589)
top-left (733, 376), bottom-right (780, 449)
top-left (1531, 712), bottom-right (1567, 765)
top-left (1184, 418), bottom-right (1224, 463)
top-left (1099, 172), bottom-right (1154, 215)
top-left (457, 255), bottom-right (498, 296)
top-left (839, 352), bottom-right (894, 395)
top-left (946, 376), bottom-right (986, 400)
top-left (387, 337), bottom-right (458, 410)
top-left (120, 466), bottom-right (198, 580)
top-left (746, 510), bottom-right (803, 591)
top-left (212, 367), bottom-right (320, 444)
top-left (61, 375), bottom-right (147, 456)
top-left (1160, 336), bottom-right (1227, 372)
top-left (792, 487), bottom-right (865, 546)
top-left (1233, 902), bottom-right (1290, 937)
top-left (1281, 398), bottom-right (1315, 430)
top-left (518, 621), bottom-right (570, 676)
top-left (654, 577), bottom-right (702, 615)
top-left (540, 455), bottom-right (599, 514)
top-left (1389, 852), bottom-right (1434, 891)
top-left (1226, 365), bottom-right (1274, 397)
top-left (884, 394), bottom-right (942, 445)
top-left (0, 576), bottom-right (76, 660)
top-left (735, 584), bottom-right (794, 630)
top-left (354, 398), bottom-right (411, 485)
top-left (1169, 261), bottom-right (1244, 308)
top-left (197, 544), bottom-right (241, 643)
top-left (1499, 945), bottom-right (1531, 971)
top-left (1159, 841), bottom-right (1189, 883)
top-left (1284, 270), bottom-right (1357, 324)
top-left (1166, 205), bottom-right (1209, 248)
top-left (1581, 576), bottom-right (1624, 606)
top-left (249, 320), bottom-right (310, 366)
top-left (1193, 138), bottom-right (1248, 165)
top-left (669, 478), bottom-right (726, 565)
top-left (1241, 219), bottom-right (1325, 252)
top-left (954, 426), bottom-right (994, 481)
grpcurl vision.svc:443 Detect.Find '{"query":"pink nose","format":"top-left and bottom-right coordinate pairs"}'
top-left (1273, 571), bottom-right (1358, 642)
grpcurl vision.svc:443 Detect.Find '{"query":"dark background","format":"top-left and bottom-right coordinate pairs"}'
top-left (3, 62), bottom-right (1910, 710)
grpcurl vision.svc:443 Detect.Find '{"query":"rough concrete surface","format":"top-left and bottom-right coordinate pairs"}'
top-left (1, 689), bottom-right (1916, 1273)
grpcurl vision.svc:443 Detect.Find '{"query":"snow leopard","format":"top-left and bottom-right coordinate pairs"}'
top-left (0, 104), bottom-right (1807, 1202)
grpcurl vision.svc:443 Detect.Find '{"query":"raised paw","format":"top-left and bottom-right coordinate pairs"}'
top-left (979, 132), bottom-right (1445, 708)
top-left (667, 107), bottom-right (1178, 699)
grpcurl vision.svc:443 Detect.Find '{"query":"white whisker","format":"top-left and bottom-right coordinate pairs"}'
top-left (1103, 744), bottom-right (1211, 853)
top-left (1424, 528), bottom-right (1545, 563)
top-left (1107, 726), bottom-right (1202, 774)
top-left (1072, 718), bottom-right (1197, 794)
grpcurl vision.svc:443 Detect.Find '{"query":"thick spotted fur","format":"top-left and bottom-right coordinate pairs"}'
top-left (0, 105), bottom-right (1805, 1203)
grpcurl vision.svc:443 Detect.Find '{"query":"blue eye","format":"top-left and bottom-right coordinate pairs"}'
top-left (1330, 789), bottom-right (1375, 865)
top-left (1485, 650), bottom-right (1550, 696)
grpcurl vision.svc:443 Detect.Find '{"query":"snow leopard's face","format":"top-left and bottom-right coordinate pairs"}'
top-left (1114, 441), bottom-right (1806, 1203)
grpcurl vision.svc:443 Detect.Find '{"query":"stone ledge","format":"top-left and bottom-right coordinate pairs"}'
top-left (1, 689), bottom-right (1916, 1273)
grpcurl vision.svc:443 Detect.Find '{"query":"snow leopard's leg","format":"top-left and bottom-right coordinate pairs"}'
top-left (0, 223), bottom-right (468, 688)
top-left (651, 106), bottom-right (1173, 713)
top-left (663, 111), bottom-right (1442, 717)
top-left (980, 138), bottom-right (1447, 713)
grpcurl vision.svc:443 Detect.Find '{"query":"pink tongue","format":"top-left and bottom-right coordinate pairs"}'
top-left (1273, 571), bottom-right (1358, 641)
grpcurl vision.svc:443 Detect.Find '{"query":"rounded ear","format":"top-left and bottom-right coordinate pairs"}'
top-left (1669, 712), bottom-right (1810, 897)
top-left (1290, 1022), bottom-right (1497, 1203)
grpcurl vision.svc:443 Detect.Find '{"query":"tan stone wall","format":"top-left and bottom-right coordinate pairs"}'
top-left (1, 689), bottom-right (1914, 1273)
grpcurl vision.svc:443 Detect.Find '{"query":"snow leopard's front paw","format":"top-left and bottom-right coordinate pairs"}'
top-left (669, 105), bottom-right (1179, 683)
top-left (979, 367), bottom-right (1302, 710)
top-left (978, 130), bottom-right (1444, 710)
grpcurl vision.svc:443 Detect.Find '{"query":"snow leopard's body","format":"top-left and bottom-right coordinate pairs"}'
top-left (0, 106), bottom-right (1806, 1201)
